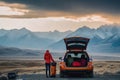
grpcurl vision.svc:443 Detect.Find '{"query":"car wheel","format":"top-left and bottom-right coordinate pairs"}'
top-left (50, 75), bottom-right (56, 78)
top-left (88, 71), bottom-right (93, 78)
top-left (60, 71), bottom-right (64, 78)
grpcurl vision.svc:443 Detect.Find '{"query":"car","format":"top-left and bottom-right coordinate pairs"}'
top-left (59, 37), bottom-right (93, 77)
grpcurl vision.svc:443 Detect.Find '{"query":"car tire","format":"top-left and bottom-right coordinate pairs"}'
top-left (50, 75), bottom-right (56, 78)
top-left (88, 71), bottom-right (94, 78)
top-left (60, 71), bottom-right (64, 78)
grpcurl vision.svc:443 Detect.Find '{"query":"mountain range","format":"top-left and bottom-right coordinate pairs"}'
top-left (48, 24), bottom-right (120, 53)
top-left (0, 28), bottom-right (55, 49)
top-left (0, 24), bottom-right (120, 54)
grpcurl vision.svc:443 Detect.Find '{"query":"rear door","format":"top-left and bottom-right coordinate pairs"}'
top-left (64, 37), bottom-right (89, 50)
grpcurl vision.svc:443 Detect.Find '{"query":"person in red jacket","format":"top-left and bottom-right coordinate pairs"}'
top-left (44, 50), bottom-right (54, 77)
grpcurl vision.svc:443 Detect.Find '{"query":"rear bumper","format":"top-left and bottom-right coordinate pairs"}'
top-left (60, 65), bottom-right (93, 75)
top-left (59, 62), bottom-right (93, 75)
top-left (61, 70), bottom-right (93, 75)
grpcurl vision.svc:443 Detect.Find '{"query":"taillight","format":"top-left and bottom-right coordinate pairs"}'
top-left (88, 62), bottom-right (93, 67)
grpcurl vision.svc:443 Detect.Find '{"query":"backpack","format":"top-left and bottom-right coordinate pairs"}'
top-left (72, 61), bottom-right (81, 67)
top-left (81, 59), bottom-right (87, 67)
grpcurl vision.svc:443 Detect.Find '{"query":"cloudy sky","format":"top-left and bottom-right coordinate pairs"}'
top-left (0, 0), bottom-right (120, 32)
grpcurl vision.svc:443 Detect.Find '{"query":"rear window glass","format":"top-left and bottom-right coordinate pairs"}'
top-left (68, 43), bottom-right (86, 47)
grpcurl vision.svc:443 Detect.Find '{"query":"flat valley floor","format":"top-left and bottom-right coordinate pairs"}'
top-left (0, 60), bottom-right (120, 80)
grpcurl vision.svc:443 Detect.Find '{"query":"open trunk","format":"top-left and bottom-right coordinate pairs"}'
top-left (64, 37), bottom-right (90, 50)
top-left (65, 51), bottom-right (89, 67)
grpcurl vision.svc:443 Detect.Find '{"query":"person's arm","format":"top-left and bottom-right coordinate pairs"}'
top-left (50, 53), bottom-right (54, 62)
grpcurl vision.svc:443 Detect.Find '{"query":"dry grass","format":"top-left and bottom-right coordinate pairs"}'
top-left (0, 60), bottom-right (120, 75)
top-left (94, 61), bottom-right (120, 75)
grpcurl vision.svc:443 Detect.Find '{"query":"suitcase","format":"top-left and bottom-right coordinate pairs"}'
top-left (50, 62), bottom-right (57, 77)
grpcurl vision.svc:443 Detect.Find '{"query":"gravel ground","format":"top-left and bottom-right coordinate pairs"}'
top-left (0, 61), bottom-right (120, 80)
top-left (16, 73), bottom-right (120, 80)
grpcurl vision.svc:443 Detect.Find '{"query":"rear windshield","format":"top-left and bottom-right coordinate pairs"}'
top-left (68, 43), bottom-right (86, 47)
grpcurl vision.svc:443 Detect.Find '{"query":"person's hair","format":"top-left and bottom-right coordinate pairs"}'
top-left (46, 50), bottom-right (49, 52)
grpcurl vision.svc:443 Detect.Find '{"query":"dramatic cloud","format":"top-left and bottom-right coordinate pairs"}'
top-left (0, 1), bottom-right (26, 9)
top-left (0, 0), bottom-right (119, 31)
top-left (1, 0), bottom-right (120, 15)
top-left (0, 6), bottom-right (29, 16)
top-left (0, 0), bottom-right (119, 23)
top-left (0, 1), bottom-right (29, 17)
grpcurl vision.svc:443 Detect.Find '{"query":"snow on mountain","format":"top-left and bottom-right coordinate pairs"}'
top-left (0, 28), bottom-right (54, 49)
top-left (34, 30), bottom-right (72, 41)
top-left (0, 28), bottom-right (72, 49)
top-left (47, 39), bottom-right (66, 51)
top-left (1, 28), bottom-right (31, 41)
top-left (67, 26), bottom-right (95, 38)
top-left (49, 24), bottom-right (120, 53)
top-left (95, 24), bottom-right (120, 39)
top-left (0, 24), bottom-right (120, 53)
top-left (0, 29), bottom-right (8, 37)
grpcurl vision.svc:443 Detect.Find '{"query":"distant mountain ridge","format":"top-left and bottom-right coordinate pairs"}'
top-left (48, 24), bottom-right (120, 53)
top-left (0, 24), bottom-right (120, 53)
top-left (34, 30), bottom-right (72, 41)
top-left (0, 46), bottom-right (41, 56)
top-left (0, 28), bottom-right (54, 49)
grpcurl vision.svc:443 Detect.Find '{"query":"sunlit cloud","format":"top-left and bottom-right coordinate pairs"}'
top-left (47, 15), bottom-right (112, 23)
top-left (0, 16), bottom-right (112, 32)
top-left (0, 0), bottom-right (118, 31)
top-left (0, 6), bottom-right (29, 16)
top-left (79, 15), bottom-right (112, 23)
top-left (0, 1), bottom-right (119, 25)
top-left (0, 1), bottom-right (29, 16)
top-left (0, 1), bottom-right (26, 9)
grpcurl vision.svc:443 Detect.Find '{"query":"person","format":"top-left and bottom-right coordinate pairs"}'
top-left (67, 55), bottom-right (73, 67)
top-left (44, 50), bottom-right (54, 78)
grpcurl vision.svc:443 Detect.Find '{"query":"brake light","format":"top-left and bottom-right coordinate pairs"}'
top-left (88, 62), bottom-right (93, 67)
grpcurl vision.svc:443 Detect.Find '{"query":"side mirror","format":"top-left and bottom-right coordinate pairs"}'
top-left (59, 57), bottom-right (62, 60)
top-left (89, 56), bottom-right (93, 61)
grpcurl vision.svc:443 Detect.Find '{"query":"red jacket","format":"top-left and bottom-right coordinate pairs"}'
top-left (44, 51), bottom-right (54, 63)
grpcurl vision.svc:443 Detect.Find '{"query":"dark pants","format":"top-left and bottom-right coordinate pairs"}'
top-left (45, 63), bottom-right (50, 77)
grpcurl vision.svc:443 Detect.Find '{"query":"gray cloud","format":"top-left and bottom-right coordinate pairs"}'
top-left (0, 0), bottom-right (120, 18)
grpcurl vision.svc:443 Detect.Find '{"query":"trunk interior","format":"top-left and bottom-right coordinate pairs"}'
top-left (64, 52), bottom-right (89, 67)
